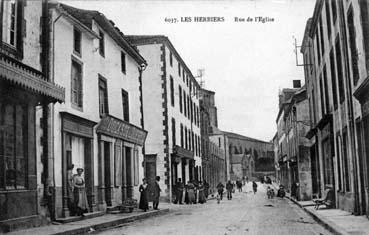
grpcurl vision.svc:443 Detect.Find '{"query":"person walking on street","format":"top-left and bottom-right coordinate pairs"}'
top-left (252, 181), bottom-right (258, 194)
top-left (216, 182), bottom-right (224, 200)
top-left (139, 178), bottom-right (149, 212)
top-left (152, 176), bottom-right (161, 210)
top-left (226, 180), bottom-right (233, 200)
top-left (236, 180), bottom-right (243, 192)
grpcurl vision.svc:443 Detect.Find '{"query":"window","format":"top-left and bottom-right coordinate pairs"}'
top-left (74, 27), bottom-right (82, 55)
top-left (169, 52), bottom-right (173, 67)
top-left (336, 134), bottom-right (342, 191)
top-left (319, 77), bottom-right (325, 116)
top-left (171, 118), bottom-right (176, 146)
top-left (335, 36), bottom-right (345, 103)
top-left (194, 134), bottom-right (197, 155)
top-left (183, 90), bottom-right (187, 117)
top-left (331, 0), bottom-right (337, 23)
top-left (170, 76), bottom-right (174, 107)
top-left (347, 8), bottom-right (359, 85)
top-left (180, 124), bottom-right (184, 147)
top-left (1, 0), bottom-right (17, 47)
top-left (218, 137), bottom-right (221, 148)
top-left (323, 66), bottom-right (329, 112)
top-left (0, 102), bottom-right (27, 190)
top-left (315, 30), bottom-right (321, 65)
top-left (319, 17), bottom-right (325, 57)
top-left (98, 75), bottom-right (109, 116)
top-left (179, 85), bottom-right (183, 113)
top-left (187, 95), bottom-right (190, 120)
top-left (71, 60), bottom-right (83, 109)
top-left (185, 127), bottom-right (188, 149)
top-left (121, 52), bottom-right (126, 74)
top-left (322, 138), bottom-right (333, 186)
top-left (122, 89), bottom-right (129, 122)
top-left (99, 30), bottom-right (105, 57)
top-left (182, 68), bottom-right (185, 81)
top-left (329, 50), bottom-right (338, 109)
top-left (178, 63), bottom-right (181, 76)
top-left (325, 0), bottom-right (331, 38)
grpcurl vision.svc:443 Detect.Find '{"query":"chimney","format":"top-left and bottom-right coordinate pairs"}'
top-left (293, 80), bottom-right (301, 88)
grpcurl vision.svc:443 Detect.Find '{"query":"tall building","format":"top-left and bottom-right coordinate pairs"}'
top-left (126, 35), bottom-right (202, 201)
top-left (0, 0), bottom-right (65, 231)
top-left (301, 0), bottom-right (369, 215)
top-left (48, 3), bottom-right (147, 218)
top-left (200, 88), bottom-right (225, 191)
top-left (275, 83), bottom-right (312, 200)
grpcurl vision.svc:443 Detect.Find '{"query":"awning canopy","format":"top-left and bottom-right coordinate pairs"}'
top-left (96, 115), bottom-right (147, 146)
top-left (0, 54), bottom-right (65, 102)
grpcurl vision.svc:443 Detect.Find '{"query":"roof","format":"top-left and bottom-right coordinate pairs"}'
top-left (221, 131), bottom-right (272, 144)
top-left (56, 3), bottom-right (146, 66)
top-left (200, 88), bottom-right (215, 95)
top-left (125, 35), bottom-right (200, 89)
top-left (308, 0), bottom-right (324, 37)
top-left (301, 18), bottom-right (312, 53)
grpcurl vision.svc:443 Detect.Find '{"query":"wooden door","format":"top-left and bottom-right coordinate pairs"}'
top-left (145, 155), bottom-right (157, 202)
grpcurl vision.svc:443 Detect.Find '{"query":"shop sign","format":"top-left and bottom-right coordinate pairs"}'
top-left (97, 115), bottom-right (147, 146)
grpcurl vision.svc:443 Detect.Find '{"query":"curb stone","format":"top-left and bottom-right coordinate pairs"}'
top-left (286, 195), bottom-right (350, 235)
top-left (52, 209), bottom-right (169, 235)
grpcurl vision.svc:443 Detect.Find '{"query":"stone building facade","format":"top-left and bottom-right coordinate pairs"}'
top-left (48, 3), bottom-right (147, 218)
top-left (275, 85), bottom-right (312, 200)
top-left (126, 35), bottom-right (202, 202)
top-left (301, 0), bottom-right (369, 215)
top-left (0, 0), bottom-right (65, 231)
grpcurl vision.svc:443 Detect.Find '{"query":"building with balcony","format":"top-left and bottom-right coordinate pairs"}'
top-left (0, 0), bottom-right (65, 232)
top-left (125, 35), bottom-right (202, 202)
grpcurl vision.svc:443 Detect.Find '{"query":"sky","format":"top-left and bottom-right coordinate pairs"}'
top-left (61, 0), bottom-right (316, 142)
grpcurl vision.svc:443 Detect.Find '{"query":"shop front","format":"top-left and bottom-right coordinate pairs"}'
top-left (59, 112), bottom-right (96, 218)
top-left (96, 115), bottom-right (147, 210)
top-left (0, 54), bottom-right (64, 230)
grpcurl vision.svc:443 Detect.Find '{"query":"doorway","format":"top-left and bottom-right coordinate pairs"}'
top-left (145, 154), bottom-right (157, 201)
top-left (104, 141), bottom-right (111, 206)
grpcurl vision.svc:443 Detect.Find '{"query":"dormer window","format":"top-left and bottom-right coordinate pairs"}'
top-left (99, 30), bottom-right (105, 57)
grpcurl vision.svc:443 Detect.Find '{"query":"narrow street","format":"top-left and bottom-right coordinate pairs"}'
top-left (98, 183), bottom-right (332, 235)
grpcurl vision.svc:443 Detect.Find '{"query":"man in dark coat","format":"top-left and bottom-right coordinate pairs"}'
top-left (226, 180), bottom-right (233, 200)
top-left (175, 178), bottom-right (184, 204)
top-left (203, 180), bottom-right (210, 198)
top-left (216, 182), bottom-right (224, 200)
top-left (152, 176), bottom-right (161, 210)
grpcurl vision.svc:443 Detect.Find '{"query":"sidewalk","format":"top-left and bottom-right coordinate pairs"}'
top-left (278, 186), bottom-right (369, 235)
top-left (6, 205), bottom-right (170, 235)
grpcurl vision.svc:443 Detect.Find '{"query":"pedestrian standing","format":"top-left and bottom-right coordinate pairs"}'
top-left (187, 181), bottom-right (196, 204)
top-left (226, 180), bottom-right (233, 200)
top-left (73, 168), bottom-right (89, 216)
top-left (139, 178), bottom-right (149, 212)
top-left (203, 180), bottom-right (210, 199)
top-left (216, 182), bottom-right (224, 200)
top-left (198, 182), bottom-right (206, 204)
top-left (252, 181), bottom-right (258, 194)
top-left (175, 178), bottom-right (184, 204)
top-left (237, 180), bottom-right (243, 192)
top-left (67, 164), bottom-right (75, 216)
top-left (152, 176), bottom-right (161, 210)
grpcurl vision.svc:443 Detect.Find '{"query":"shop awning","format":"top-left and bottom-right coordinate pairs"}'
top-left (173, 145), bottom-right (194, 160)
top-left (96, 115), bottom-right (147, 146)
top-left (0, 54), bottom-right (65, 102)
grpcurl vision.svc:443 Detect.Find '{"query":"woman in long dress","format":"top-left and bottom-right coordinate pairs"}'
top-left (73, 168), bottom-right (89, 216)
top-left (198, 182), bottom-right (206, 204)
top-left (187, 181), bottom-right (196, 204)
top-left (139, 178), bottom-right (149, 212)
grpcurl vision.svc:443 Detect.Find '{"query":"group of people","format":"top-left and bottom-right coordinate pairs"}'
top-left (138, 176), bottom-right (161, 212)
top-left (173, 179), bottom-right (209, 205)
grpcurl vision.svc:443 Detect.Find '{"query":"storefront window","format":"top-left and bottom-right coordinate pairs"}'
top-left (0, 102), bottom-right (27, 190)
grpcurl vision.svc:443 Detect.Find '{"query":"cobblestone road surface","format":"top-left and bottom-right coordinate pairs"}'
top-left (98, 183), bottom-right (332, 235)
